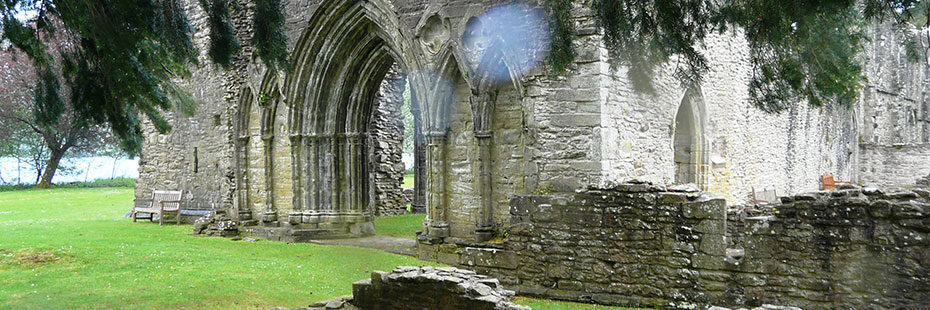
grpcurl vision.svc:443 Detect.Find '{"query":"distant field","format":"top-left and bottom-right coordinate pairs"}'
top-left (0, 187), bottom-right (631, 309)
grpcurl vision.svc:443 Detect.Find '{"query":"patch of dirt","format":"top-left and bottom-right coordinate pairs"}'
top-left (2, 249), bottom-right (67, 268)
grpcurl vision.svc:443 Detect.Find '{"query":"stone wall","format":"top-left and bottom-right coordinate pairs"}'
top-left (859, 143), bottom-right (930, 188)
top-left (369, 67), bottom-right (408, 217)
top-left (919, 173), bottom-right (930, 188)
top-left (134, 0), bottom-right (249, 217)
top-left (598, 30), bottom-right (858, 204)
top-left (856, 22), bottom-right (930, 186)
top-left (723, 186), bottom-right (930, 308)
top-left (419, 182), bottom-right (930, 309)
top-left (297, 266), bottom-right (529, 310)
top-left (136, 0), bottom-right (916, 244)
top-left (859, 23), bottom-right (930, 146)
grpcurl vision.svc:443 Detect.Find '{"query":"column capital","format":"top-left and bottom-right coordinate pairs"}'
top-left (425, 130), bottom-right (448, 140)
top-left (469, 90), bottom-right (498, 134)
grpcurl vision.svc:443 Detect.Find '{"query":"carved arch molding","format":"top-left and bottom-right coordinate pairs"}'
top-left (232, 0), bottom-right (523, 239)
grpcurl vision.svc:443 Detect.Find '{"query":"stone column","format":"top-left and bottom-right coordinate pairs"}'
top-left (235, 136), bottom-right (252, 221)
top-left (425, 130), bottom-right (450, 239)
top-left (261, 132), bottom-right (276, 223)
top-left (346, 133), bottom-right (364, 213)
top-left (474, 131), bottom-right (494, 241)
top-left (331, 134), bottom-right (342, 213)
top-left (470, 91), bottom-right (497, 242)
top-left (289, 134), bottom-right (304, 225)
top-left (319, 135), bottom-right (333, 212)
top-left (304, 133), bottom-right (322, 224)
top-left (411, 100), bottom-right (427, 214)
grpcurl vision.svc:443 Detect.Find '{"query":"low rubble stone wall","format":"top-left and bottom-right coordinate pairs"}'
top-left (293, 267), bottom-right (528, 310)
top-left (419, 182), bottom-right (930, 309)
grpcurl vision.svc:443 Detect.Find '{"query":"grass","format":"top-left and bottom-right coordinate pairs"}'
top-left (374, 213), bottom-right (425, 240)
top-left (0, 177), bottom-right (136, 192)
top-left (0, 187), bottom-right (631, 309)
top-left (0, 188), bottom-right (439, 309)
top-left (402, 171), bottom-right (414, 188)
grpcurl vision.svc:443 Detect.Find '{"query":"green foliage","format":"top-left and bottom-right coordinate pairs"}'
top-left (721, 0), bottom-right (867, 111)
top-left (1, 0), bottom-right (204, 156)
top-left (591, 0), bottom-right (715, 92)
top-left (253, 0), bottom-right (289, 71)
top-left (0, 0), bottom-right (289, 157)
top-left (534, 183), bottom-right (556, 195)
top-left (258, 90), bottom-right (273, 105)
top-left (547, 0), bottom-right (930, 112)
top-left (199, 0), bottom-right (240, 69)
top-left (544, 0), bottom-right (576, 74)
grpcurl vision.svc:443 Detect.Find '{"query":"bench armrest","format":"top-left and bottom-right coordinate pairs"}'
top-left (132, 198), bottom-right (153, 209)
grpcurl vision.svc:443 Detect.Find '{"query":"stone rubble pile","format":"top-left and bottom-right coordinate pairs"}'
top-left (292, 266), bottom-right (529, 310)
top-left (709, 305), bottom-right (801, 310)
top-left (192, 209), bottom-right (239, 238)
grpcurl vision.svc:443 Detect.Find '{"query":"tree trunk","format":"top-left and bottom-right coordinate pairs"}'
top-left (36, 150), bottom-right (64, 189)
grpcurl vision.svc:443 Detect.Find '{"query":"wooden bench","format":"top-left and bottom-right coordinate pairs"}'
top-left (131, 190), bottom-right (183, 225)
top-left (821, 174), bottom-right (853, 191)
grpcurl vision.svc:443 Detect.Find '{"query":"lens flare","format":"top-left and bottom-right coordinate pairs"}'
top-left (463, 2), bottom-right (549, 88)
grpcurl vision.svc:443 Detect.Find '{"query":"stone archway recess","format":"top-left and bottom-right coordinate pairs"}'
top-left (231, 0), bottom-right (463, 241)
top-left (673, 88), bottom-right (709, 189)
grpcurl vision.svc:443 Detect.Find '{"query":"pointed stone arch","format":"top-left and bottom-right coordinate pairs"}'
top-left (274, 0), bottom-right (413, 237)
top-left (417, 50), bottom-right (466, 239)
top-left (673, 88), bottom-right (709, 189)
top-left (234, 71), bottom-right (286, 222)
top-left (234, 87), bottom-right (254, 220)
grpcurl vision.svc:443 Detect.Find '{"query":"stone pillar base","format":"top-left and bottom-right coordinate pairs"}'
top-left (410, 203), bottom-right (427, 214)
top-left (475, 226), bottom-right (495, 242)
top-left (427, 222), bottom-right (450, 241)
top-left (237, 210), bottom-right (253, 221)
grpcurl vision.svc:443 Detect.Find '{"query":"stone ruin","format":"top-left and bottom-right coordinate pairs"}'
top-left (134, 0), bottom-right (930, 308)
top-left (285, 266), bottom-right (528, 310)
top-left (709, 306), bottom-right (800, 310)
top-left (192, 209), bottom-right (238, 238)
top-left (918, 173), bottom-right (930, 189)
top-left (137, 0), bottom-right (930, 243)
top-left (419, 181), bottom-right (930, 309)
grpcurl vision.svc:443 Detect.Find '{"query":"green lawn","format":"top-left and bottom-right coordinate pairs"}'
top-left (0, 187), bottom-right (630, 309)
top-left (374, 213), bottom-right (425, 240)
top-left (402, 172), bottom-right (414, 189)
